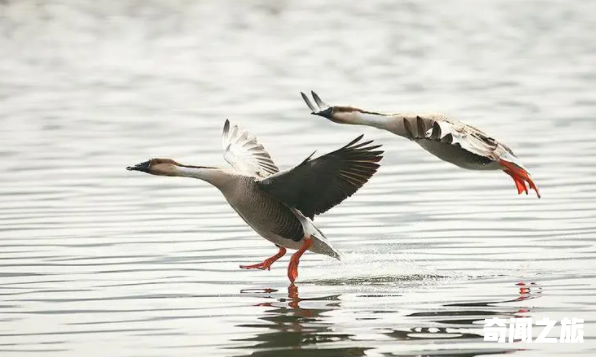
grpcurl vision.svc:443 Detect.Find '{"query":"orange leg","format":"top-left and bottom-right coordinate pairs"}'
top-left (287, 237), bottom-right (313, 284)
top-left (240, 246), bottom-right (286, 270)
top-left (499, 160), bottom-right (541, 198)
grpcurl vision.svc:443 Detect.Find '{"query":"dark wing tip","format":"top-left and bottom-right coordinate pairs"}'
top-left (311, 91), bottom-right (327, 109)
top-left (343, 134), bottom-right (365, 148)
top-left (339, 136), bottom-right (384, 158)
top-left (301, 91), bottom-right (317, 112)
top-left (298, 150), bottom-right (317, 165)
top-left (223, 119), bottom-right (231, 136)
top-left (366, 144), bottom-right (383, 151)
top-left (350, 139), bottom-right (375, 149)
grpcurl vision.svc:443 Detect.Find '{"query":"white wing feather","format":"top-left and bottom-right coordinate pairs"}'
top-left (222, 120), bottom-right (280, 178)
top-left (424, 118), bottom-right (499, 159)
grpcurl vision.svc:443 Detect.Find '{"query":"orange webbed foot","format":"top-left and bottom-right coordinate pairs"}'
top-left (240, 246), bottom-right (286, 270)
top-left (499, 159), bottom-right (541, 198)
top-left (240, 262), bottom-right (273, 270)
top-left (511, 173), bottom-right (528, 195)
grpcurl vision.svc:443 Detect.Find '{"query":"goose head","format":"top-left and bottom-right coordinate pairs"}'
top-left (127, 158), bottom-right (180, 176)
top-left (301, 91), bottom-right (386, 126)
top-left (312, 106), bottom-right (334, 120)
top-left (302, 91), bottom-right (343, 123)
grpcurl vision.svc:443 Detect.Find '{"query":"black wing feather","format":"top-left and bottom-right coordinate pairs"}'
top-left (256, 136), bottom-right (383, 219)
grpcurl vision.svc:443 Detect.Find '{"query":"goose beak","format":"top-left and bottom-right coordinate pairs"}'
top-left (127, 160), bottom-right (151, 172)
top-left (312, 107), bottom-right (334, 120)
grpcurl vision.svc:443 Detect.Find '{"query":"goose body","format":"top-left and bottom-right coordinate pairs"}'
top-left (302, 91), bottom-right (540, 198)
top-left (127, 120), bottom-right (383, 283)
top-left (218, 174), bottom-right (340, 258)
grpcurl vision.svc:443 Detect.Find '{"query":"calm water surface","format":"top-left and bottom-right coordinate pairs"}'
top-left (1, 1), bottom-right (595, 356)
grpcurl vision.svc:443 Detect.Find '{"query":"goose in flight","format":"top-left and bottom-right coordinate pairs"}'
top-left (301, 91), bottom-right (540, 198)
top-left (127, 120), bottom-right (383, 283)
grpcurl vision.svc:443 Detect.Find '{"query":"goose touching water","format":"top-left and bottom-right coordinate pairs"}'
top-left (127, 120), bottom-right (383, 283)
top-left (301, 91), bottom-right (540, 198)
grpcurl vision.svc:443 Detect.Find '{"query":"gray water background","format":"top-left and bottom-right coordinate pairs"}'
top-left (1, 0), bottom-right (595, 356)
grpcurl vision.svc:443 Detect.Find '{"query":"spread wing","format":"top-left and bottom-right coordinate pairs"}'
top-left (256, 135), bottom-right (383, 219)
top-left (222, 119), bottom-right (280, 178)
top-left (401, 114), bottom-right (514, 160)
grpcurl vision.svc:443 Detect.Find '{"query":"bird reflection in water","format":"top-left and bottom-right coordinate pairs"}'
top-left (236, 284), bottom-right (368, 357)
top-left (383, 281), bottom-right (542, 356)
top-left (235, 281), bottom-right (541, 356)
